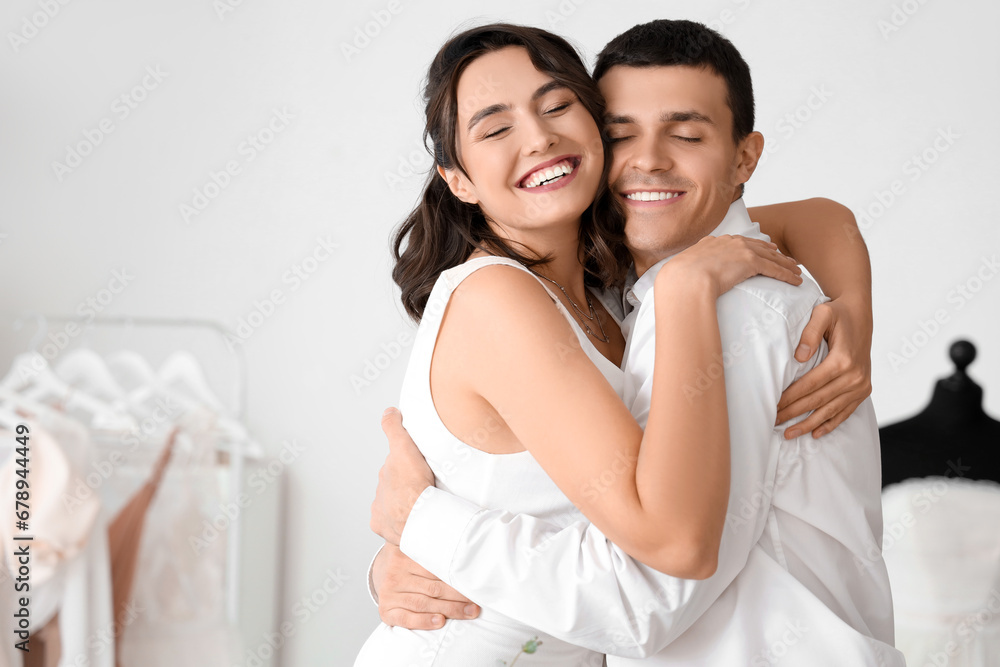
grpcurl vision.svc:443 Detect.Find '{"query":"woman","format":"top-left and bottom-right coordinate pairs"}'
top-left (357, 23), bottom-right (870, 665)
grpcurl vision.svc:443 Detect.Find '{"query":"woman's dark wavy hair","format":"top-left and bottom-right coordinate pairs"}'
top-left (392, 23), bottom-right (630, 321)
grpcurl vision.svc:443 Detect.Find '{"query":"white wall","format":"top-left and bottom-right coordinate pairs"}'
top-left (1, 0), bottom-right (996, 664)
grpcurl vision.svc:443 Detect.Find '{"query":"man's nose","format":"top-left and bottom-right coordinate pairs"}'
top-left (629, 134), bottom-right (672, 173)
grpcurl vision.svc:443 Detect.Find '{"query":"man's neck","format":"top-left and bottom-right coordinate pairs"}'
top-left (630, 195), bottom-right (747, 278)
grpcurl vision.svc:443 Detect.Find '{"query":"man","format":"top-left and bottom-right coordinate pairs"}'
top-left (369, 19), bottom-right (903, 665)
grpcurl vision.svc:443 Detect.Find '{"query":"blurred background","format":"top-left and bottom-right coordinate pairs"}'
top-left (0, 0), bottom-right (997, 665)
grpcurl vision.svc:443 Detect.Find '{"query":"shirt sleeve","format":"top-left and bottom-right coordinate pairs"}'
top-left (366, 543), bottom-right (385, 607)
top-left (399, 284), bottom-right (818, 658)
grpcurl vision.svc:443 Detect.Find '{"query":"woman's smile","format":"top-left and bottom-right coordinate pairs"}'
top-left (516, 155), bottom-right (582, 192)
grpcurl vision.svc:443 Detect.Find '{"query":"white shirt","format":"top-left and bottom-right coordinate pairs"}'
top-left (395, 200), bottom-right (905, 665)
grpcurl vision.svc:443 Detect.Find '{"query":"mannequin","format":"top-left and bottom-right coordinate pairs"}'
top-left (879, 340), bottom-right (1000, 486)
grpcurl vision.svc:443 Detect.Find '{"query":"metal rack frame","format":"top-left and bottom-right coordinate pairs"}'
top-left (5, 312), bottom-right (249, 626)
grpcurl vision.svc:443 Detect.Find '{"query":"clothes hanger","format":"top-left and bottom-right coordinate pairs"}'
top-left (157, 351), bottom-right (226, 413)
top-left (2, 318), bottom-right (135, 431)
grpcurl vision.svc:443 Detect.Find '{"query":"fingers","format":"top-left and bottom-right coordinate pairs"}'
top-left (379, 608), bottom-right (447, 630)
top-left (378, 589), bottom-right (481, 629)
top-left (777, 363), bottom-right (834, 418)
top-left (744, 240), bottom-right (802, 286)
top-left (381, 407), bottom-right (407, 446)
top-left (810, 399), bottom-right (864, 438)
top-left (794, 304), bottom-right (833, 362)
top-left (384, 545), bottom-right (476, 604)
top-left (783, 393), bottom-right (853, 438)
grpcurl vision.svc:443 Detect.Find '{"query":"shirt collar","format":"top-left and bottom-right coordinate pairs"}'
top-left (622, 199), bottom-right (764, 311)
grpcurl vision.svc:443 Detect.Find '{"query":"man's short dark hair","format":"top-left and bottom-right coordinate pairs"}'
top-left (594, 19), bottom-right (754, 145)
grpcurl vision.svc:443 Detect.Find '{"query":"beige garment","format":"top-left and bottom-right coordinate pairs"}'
top-left (0, 424), bottom-right (100, 588)
top-left (107, 427), bottom-right (177, 664)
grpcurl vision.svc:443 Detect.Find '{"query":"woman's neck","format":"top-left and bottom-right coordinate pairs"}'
top-left (479, 219), bottom-right (588, 298)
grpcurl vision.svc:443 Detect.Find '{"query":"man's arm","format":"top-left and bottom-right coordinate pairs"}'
top-left (382, 288), bottom-right (813, 657)
top-left (749, 198), bottom-right (873, 439)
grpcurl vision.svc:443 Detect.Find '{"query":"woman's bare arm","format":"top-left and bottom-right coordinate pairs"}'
top-left (428, 238), bottom-right (800, 577)
top-left (749, 197), bottom-right (873, 437)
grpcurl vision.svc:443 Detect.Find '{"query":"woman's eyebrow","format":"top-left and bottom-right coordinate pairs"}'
top-left (467, 80), bottom-right (570, 132)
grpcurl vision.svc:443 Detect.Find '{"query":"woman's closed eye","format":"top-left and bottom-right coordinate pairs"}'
top-left (482, 126), bottom-right (511, 139)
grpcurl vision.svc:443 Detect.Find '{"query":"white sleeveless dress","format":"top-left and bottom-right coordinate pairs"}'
top-left (355, 256), bottom-right (624, 666)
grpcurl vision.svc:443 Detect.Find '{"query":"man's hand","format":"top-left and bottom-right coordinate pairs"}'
top-left (776, 297), bottom-right (873, 439)
top-left (370, 408), bottom-right (435, 545)
top-left (373, 543), bottom-right (481, 629)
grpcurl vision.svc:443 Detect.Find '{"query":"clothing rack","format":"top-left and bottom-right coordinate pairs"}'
top-left (5, 313), bottom-right (250, 628)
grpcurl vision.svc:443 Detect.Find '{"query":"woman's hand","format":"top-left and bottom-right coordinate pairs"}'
top-left (775, 296), bottom-right (873, 438)
top-left (657, 235), bottom-right (803, 297)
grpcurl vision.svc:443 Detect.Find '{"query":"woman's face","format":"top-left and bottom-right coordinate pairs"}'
top-left (443, 46), bottom-right (604, 237)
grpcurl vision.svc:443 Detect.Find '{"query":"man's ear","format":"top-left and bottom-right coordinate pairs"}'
top-left (436, 165), bottom-right (479, 205)
top-left (734, 131), bottom-right (765, 188)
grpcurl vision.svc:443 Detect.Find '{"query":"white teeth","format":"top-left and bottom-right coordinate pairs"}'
top-left (522, 159), bottom-right (576, 188)
top-left (625, 191), bottom-right (681, 201)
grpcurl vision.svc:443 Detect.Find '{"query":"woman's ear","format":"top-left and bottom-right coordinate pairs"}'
top-left (437, 165), bottom-right (479, 205)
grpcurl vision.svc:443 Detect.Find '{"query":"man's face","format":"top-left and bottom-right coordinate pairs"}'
top-left (599, 64), bottom-right (762, 275)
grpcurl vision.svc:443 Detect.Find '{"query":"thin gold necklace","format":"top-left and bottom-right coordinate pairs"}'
top-left (527, 269), bottom-right (611, 344)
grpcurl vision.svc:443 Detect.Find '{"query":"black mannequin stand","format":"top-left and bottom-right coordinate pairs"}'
top-left (879, 340), bottom-right (1000, 486)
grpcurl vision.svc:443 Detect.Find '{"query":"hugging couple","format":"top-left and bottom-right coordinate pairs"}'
top-left (356, 17), bottom-right (906, 667)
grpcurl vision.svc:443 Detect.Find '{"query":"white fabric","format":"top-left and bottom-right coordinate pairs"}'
top-left (113, 426), bottom-right (236, 667)
top-left (882, 476), bottom-right (1000, 666)
top-left (398, 201), bottom-right (905, 665)
top-left (355, 256), bottom-right (624, 666)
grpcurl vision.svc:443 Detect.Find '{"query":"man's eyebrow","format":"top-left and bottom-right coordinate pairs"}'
top-left (604, 113), bottom-right (635, 126)
top-left (661, 110), bottom-right (715, 125)
top-left (466, 80), bottom-right (570, 132)
top-left (602, 110), bottom-right (716, 126)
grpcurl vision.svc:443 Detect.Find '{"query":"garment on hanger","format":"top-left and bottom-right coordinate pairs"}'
top-left (0, 411), bottom-right (114, 667)
top-left (1, 324), bottom-right (253, 667)
top-left (115, 412), bottom-right (237, 667)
